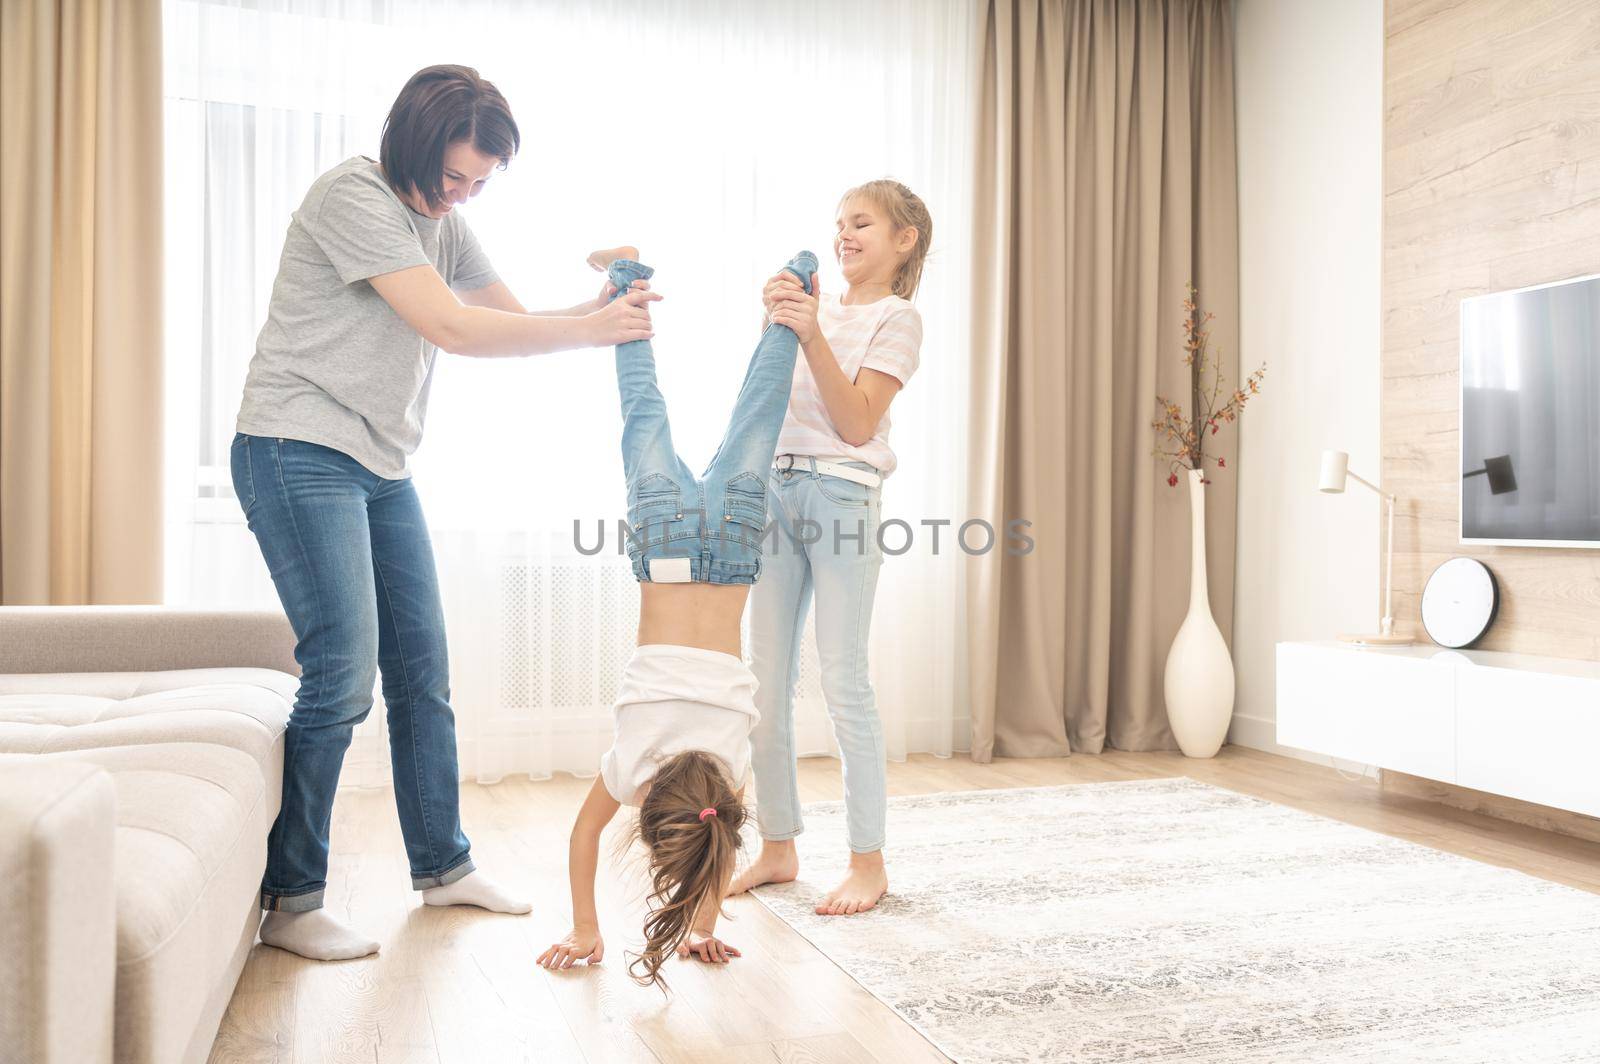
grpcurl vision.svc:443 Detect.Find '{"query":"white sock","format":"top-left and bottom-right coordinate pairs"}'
top-left (422, 870), bottom-right (532, 914)
top-left (258, 909), bottom-right (380, 961)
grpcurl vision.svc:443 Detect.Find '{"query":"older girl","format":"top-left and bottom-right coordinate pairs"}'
top-left (731, 180), bottom-right (931, 916)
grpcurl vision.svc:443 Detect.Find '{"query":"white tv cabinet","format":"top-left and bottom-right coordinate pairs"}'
top-left (1276, 641), bottom-right (1600, 818)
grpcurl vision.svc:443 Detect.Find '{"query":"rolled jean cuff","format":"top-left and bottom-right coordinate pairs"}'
top-left (759, 824), bottom-right (805, 843)
top-left (260, 886), bottom-right (325, 913)
top-left (411, 854), bottom-right (475, 890)
top-left (606, 258), bottom-right (654, 293)
top-left (849, 838), bottom-right (886, 855)
top-left (782, 250), bottom-right (818, 292)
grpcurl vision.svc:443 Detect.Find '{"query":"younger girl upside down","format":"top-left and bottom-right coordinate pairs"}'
top-left (537, 246), bottom-right (818, 988)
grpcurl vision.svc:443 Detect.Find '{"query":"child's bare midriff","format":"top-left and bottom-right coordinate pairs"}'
top-left (637, 582), bottom-right (750, 658)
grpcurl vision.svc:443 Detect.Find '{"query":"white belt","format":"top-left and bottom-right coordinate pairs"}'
top-left (774, 454), bottom-right (882, 488)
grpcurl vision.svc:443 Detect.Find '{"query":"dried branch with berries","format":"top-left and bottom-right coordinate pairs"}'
top-left (1152, 284), bottom-right (1266, 487)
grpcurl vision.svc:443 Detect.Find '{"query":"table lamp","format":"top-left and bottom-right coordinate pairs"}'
top-left (1318, 450), bottom-right (1414, 646)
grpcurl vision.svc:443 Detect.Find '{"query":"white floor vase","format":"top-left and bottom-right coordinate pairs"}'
top-left (1164, 467), bottom-right (1235, 757)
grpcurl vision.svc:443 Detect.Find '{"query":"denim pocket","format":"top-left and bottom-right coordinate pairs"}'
top-left (229, 435), bottom-right (257, 514)
top-left (717, 508), bottom-right (767, 581)
top-left (630, 472), bottom-right (680, 502)
top-left (816, 474), bottom-right (874, 508)
top-left (721, 507), bottom-right (769, 551)
top-left (722, 472), bottom-right (768, 527)
top-left (626, 473), bottom-right (685, 552)
top-left (629, 472), bottom-right (681, 514)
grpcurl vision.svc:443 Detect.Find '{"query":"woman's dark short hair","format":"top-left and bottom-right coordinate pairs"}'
top-left (380, 65), bottom-right (520, 210)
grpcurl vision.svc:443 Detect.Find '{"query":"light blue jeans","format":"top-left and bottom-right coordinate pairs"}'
top-left (608, 251), bottom-right (818, 585)
top-left (747, 457), bottom-right (887, 853)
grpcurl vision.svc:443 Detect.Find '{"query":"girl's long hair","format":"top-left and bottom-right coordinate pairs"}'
top-left (839, 179), bottom-right (934, 301)
top-left (625, 750), bottom-right (747, 990)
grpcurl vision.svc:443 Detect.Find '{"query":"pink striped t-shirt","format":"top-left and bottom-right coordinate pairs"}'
top-left (774, 291), bottom-right (923, 477)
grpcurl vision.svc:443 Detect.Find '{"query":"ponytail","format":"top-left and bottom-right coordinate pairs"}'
top-left (626, 751), bottom-right (746, 990)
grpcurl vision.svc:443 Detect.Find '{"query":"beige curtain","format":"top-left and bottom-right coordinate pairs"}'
top-left (968, 0), bottom-right (1238, 760)
top-left (0, 0), bottom-right (164, 604)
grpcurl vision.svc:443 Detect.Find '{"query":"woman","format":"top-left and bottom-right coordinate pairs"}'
top-left (230, 65), bottom-right (656, 961)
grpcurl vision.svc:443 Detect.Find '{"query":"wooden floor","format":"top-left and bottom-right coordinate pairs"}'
top-left (207, 746), bottom-right (1600, 1064)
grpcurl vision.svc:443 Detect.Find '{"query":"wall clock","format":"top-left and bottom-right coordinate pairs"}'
top-left (1421, 557), bottom-right (1499, 649)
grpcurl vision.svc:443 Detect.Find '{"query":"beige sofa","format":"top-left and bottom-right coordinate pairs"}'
top-left (0, 607), bottom-right (299, 1064)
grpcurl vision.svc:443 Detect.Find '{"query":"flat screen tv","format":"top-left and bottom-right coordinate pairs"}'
top-left (1460, 272), bottom-right (1600, 547)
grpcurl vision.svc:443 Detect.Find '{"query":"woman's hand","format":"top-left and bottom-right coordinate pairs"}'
top-left (586, 246), bottom-right (650, 312)
top-left (584, 286), bottom-right (661, 346)
top-left (590, 275), bottom-right (652, 313)
top-left (676, 929), bottom-right (741, 964)
top-left (537, 925), bottom-right (605, 969)
top-left (768, 272), bottom-right (819, 344)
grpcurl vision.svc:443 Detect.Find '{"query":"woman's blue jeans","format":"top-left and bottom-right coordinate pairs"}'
top-left (748, 459), bottom-right (888, 853)
top-left (608, 251), bottom-right (817, 585)
top-left (230, 434), bottom-right (474, 912)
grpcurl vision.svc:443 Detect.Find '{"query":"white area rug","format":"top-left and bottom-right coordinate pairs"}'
top-left (746, 778), bottom-right (1600, 1063)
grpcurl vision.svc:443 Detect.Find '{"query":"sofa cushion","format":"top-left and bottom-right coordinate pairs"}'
top-left (0, 758), bottom-right (117, 1064)
top-left (0, 669), bottom-right (297, 1063)
top-left (0, 669), bottom-right (295, 769)
top-left (29, 741), bottom-right (277, 1064)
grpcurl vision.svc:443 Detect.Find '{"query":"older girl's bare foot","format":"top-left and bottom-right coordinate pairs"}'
top-left (817, 850), bottom-right (888, 915)
top-left (728, 839), bottom-right (799, 895)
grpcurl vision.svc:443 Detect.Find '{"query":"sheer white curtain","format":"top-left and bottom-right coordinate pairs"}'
top-left (163, 0), bottom-right (977, 786)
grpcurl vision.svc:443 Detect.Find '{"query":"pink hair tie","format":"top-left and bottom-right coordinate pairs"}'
top-left (698, 807), bottom-right (718, 822)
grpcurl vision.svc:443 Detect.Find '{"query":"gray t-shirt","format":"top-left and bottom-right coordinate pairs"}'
top-left (235, 154), bottom-right (500, 479)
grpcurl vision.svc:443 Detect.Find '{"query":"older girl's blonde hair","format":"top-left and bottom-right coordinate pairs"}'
top-left (839, 179), bottom-right (933, 301)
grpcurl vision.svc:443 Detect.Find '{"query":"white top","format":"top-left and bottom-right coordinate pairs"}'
top-left (774, 291), bottom-right (923, 477)
top-left (598, 643), bottom-right (760, 806)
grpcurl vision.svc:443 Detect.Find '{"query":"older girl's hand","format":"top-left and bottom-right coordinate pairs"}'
top-left (762, 271), bottom-right (805, 319)
top-left (768, 272), bottom-right (819, 344)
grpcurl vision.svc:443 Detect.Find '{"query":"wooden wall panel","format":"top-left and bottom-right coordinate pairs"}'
top-left (1383, 0), bottom-right (1600, 660)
